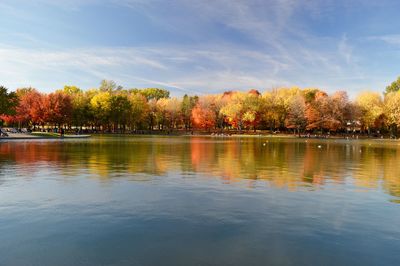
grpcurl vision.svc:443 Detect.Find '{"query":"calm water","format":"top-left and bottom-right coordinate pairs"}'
top-left (0, 136), bottom-right (399, 266)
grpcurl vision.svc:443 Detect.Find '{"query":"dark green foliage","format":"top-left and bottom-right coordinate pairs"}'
top-left (385, 76), bottom-right (400, 94)
top-left (0, 86), bottom-right (18, 116)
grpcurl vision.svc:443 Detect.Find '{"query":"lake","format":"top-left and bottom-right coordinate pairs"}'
top-left (0, 136), bottom-right (399, 265)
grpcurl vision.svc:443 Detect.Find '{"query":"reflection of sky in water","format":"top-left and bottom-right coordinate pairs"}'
top-left (0, 137), bottom-right (399, 265)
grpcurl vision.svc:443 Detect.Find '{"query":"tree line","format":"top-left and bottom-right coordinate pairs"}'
top-left (1, 78), bottom-right (400, 136)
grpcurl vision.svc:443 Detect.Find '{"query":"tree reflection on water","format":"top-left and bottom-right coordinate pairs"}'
top-left (1, 136), bottom-right (399, 200)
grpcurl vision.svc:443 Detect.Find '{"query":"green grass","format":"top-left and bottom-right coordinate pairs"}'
top-left (31, 132), bottom-right (62, 138)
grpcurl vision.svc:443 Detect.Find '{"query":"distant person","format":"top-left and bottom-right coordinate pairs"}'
top-left (60, 128), bottom-right (65, 137)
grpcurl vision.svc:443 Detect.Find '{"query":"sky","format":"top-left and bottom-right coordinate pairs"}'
top-left (1, 0), bottom-right (400, 97)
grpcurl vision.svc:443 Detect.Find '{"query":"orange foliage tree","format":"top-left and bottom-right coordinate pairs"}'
top-left (192, 96), bottom-right (217, 131)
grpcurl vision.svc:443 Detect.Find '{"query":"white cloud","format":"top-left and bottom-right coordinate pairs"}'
top-left (0, 40), bottom-right (371, 96)
top-left (338, 34), bottom-right (353, 65)
top-left (368, 34), bottom-right (400, 46)
top-left (0, 44), bottom-right (290, 92)
top-left (0, 0), bottom-right (392, 96)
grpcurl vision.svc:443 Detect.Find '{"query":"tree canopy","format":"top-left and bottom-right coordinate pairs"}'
top-left (0, 86), bottom-right (17, 116)
top-left (1, 78), bottom-right (400, 137)
top-left (385, 76), bottom-right (400, 94)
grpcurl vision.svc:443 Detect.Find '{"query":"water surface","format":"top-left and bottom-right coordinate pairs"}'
top-left (0, 136), bottom-right (399, 265)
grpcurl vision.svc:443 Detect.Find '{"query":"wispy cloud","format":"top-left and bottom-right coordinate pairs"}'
top-left (0, 46), bottom-right (168, 69)
top-left (0, 39), bottom-right (372, 95)
top-left (0, 0), bottom-right (398, 95)
top-left (368, 34), bottom-right (400, 46)
top-left (338, 34), bottom-right (353, 64)
top-left (0, 44), bottom-right (291, 91)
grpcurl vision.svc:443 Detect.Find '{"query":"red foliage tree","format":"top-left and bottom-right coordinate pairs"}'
top-left (29, 91), bottom-right (47, 127)
top-left (305, 91), bottom-right (349, 132)
top-left (14, 89), bottom-right (44, 126)
top-left (44, 92), bottom-right (73, 126)
top-left (192, 103), bottom-right (216, 131)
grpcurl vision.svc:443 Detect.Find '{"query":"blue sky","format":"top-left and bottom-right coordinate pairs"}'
top-left (1, 0), bottom-right (400, 97)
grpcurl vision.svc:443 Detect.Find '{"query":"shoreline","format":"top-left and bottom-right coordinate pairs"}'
top-left (1, 132), bottom-right (399, 142)
top-left (2, 130), bottom-right (396, 140)
top-left (91, 131), bottom-right (398, 140)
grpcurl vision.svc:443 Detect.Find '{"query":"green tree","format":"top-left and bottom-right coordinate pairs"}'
top-left (99, 80), bottom-right (119, 92)
top-left (385, 76), bottom-right (400, 94)
top-left (109, 93), bottom-right (132, 132)
top-left (138, 88), bottom-right (170, 101)
top-left (146, 99), bottom-right (158, 131)
top-left (72, 92), bottom-right (92, 130)
top-left (181, 94), bottom-right (198, 131)
top-left (128, 92), bottom-right (148, 131)
top-left (0, 86), bottom-right (18, 117)
top-left (62, 85), bottom-right (82, 94)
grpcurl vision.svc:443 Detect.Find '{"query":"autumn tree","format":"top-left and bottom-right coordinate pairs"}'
top-left (329, 91), bottom-right (351, 131)
top-left (304, 90), bottom-right (350, 133)
top-left (242, 90), bottom-right (263, 131)
top-left (285, 93), bottom-right (307, 136)
top-left (384, 91), bottom-right (400, 137)
top-left (61, 86), bottom-right (91, 129)
top-left (90, 90), bottom-right (112, 130)
top-left (156, 98), bottom-right (169, 130)
top-left (305, 90), bottom-right (329, 131)
top-left (302, 88), bottom-right (320, 103)
top-left (147, 99), bottom-right (158, 131)
top-left (13, 88), bottom-right (41, 128)
top-left (23, 90), bottom-right (47, 129)
top-left (355, 91), bottom-right (383, 135)
top-left (134, 88), bottom-right (170, 101)
top-left (63, 85), bottom-right (82, 95)
top-left (220, 91), bottom-right (263, 132)
top-left (44, 91), bottom-right (73, 127)
top-left (262, 87), bottom-right (300, 131)
top-left (128, 92), bottom-right (148, 131)
top-left (6, 79), bottom-right (400, 137)
top-left (192, 96), bottom-right (217, 131)
top-left (165, 97), bottom-right (182, 130)
top-left (220, 92), bottom-right (246, 131)
top-left (7, 87), bottom-right (36, 127)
